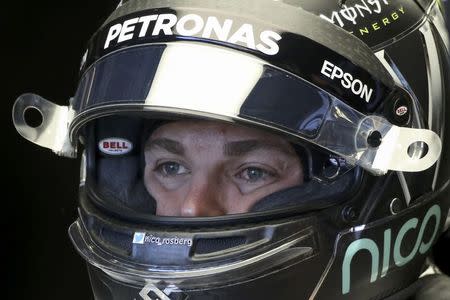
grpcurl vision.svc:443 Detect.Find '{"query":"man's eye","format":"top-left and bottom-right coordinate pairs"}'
top-left (156, 162), bottom-right (189, 176)
top-left (238, 167), bottom-right (273, 183)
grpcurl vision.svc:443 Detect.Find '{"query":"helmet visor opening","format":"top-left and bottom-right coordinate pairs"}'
top-left (82, 114), bottom-right (359, 220)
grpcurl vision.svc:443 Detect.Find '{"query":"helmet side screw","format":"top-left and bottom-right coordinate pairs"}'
top-left (389, 198), bottom-right (402, 215)
top-left (342, 206), bottom-right (357, 223)
top-left (367, 131), bottom-right (382, 148)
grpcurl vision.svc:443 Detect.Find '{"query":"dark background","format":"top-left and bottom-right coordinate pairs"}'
top-left (3, 1), bottom-right (450, 300)
top-left (4, 2), bottom-right (117, 299)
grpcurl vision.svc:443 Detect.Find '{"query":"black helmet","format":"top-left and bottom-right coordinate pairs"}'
top-left (12, 0), bottom-right (450, 299)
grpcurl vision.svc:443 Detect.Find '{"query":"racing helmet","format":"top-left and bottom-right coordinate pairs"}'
top-left (12, 0), bottom-right (450, 299)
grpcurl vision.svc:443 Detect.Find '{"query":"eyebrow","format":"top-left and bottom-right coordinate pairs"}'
top-left (145, 138), bottom-right (185, 155)
top-left (145, 138), bottom-right (295, 157)
top-left (224, 140), bottom-right (295, 157)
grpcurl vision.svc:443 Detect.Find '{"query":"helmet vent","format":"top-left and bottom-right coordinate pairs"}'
top-left (194, 236), bottom-right (246, 255)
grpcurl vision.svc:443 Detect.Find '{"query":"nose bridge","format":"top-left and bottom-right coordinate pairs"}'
top-left (181, 172), bottom-right (225, 217)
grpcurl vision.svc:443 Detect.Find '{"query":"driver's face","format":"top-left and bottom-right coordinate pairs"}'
top-left (144, 121), bottom-right (303, 217)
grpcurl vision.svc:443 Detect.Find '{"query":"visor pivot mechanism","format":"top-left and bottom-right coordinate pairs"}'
top-left (356, 116), bottom-right (442, 175)
top-left (12, 93), bottom-right (77, 157)
top-left (367, 131), bottom-right (382, 148)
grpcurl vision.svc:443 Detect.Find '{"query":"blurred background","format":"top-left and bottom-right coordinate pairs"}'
top-left (3, 1), bottom-right (450, 299)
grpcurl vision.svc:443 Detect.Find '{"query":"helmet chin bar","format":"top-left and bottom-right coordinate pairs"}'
top-left (68, 206), bottom-right (319, 289)
top-left (12, 89), bottom-right (442, 175)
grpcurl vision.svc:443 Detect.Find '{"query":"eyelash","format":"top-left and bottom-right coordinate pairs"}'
top-left (153, 161), bottom-right (278, 184)
top-left (235, 165), bottom-right (277, 184)
top-left (154, 161), bottom-right (190, 177)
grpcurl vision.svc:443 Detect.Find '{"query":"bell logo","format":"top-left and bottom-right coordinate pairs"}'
top-left (341, 204), bottom-right (441, 294)
top-left (395, 106), bottom-right (408, 116)
top-left (98, 138), bottom-right (133, 155)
